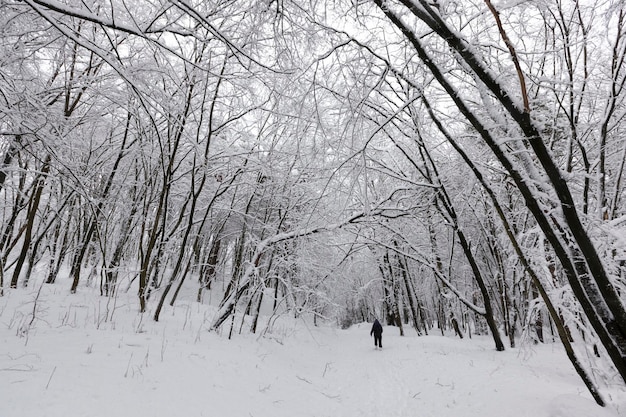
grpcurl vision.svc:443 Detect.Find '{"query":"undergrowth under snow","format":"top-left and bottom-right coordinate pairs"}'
top-left (1, 281), bottom-right (625, 417)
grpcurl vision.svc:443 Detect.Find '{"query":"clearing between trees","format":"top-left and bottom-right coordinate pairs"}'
top-left (1, 284), bottom-right (624, 417)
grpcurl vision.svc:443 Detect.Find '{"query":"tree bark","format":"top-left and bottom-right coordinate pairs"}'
top-left (10, 155), bottom-right (50, 288)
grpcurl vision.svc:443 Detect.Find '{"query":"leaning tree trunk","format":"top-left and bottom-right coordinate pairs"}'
top-left (408, 125), bottom-right (505, 350)
top-left (454, 229), bottom-right (505, 351)
top-left (10, 155), bottom-right (51, 288)
top-left (419, 89), bottom-right (606, 404)
top-left (372, 0), bottom-right (626, 384)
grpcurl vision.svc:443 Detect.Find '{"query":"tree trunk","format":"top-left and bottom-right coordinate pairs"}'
top-left (10, 155), bottom-right (50, 288)
top-left (419, 87), bottom-right (606, 401)
top-left (398, 250), bottom-right (422, 335)
top-left (386, 0), bottom-right (626, 380)
top-left (0, 135), bottom-right (20, 194)
top-left (197, 237), bottom-right (221, 303)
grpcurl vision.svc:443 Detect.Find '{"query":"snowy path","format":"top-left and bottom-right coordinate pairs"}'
top-left (272, 324), bottom-right (609, 417)
top-left (1, 295), bottom-right (625, 417)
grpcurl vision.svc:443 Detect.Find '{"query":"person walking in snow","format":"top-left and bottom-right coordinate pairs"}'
top-left (370, 319), bottom-right (383, 349)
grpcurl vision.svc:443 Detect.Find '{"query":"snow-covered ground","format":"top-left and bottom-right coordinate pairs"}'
top-left (1, 282), bottom-right (625, 417)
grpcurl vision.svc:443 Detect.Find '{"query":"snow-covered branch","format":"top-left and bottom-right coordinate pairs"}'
top-left (208, 186), bottom-right (414, 331)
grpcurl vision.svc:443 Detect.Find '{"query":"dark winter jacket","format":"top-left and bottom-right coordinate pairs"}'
top-left (370, 319), bottom-right (383, 337)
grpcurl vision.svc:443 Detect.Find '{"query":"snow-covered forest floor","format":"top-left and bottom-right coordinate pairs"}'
top-left (2, 279), bottom-right (625, 417)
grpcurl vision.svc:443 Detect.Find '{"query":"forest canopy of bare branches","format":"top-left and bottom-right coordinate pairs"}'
top-left (1, 0), bottom-right (625, 406)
